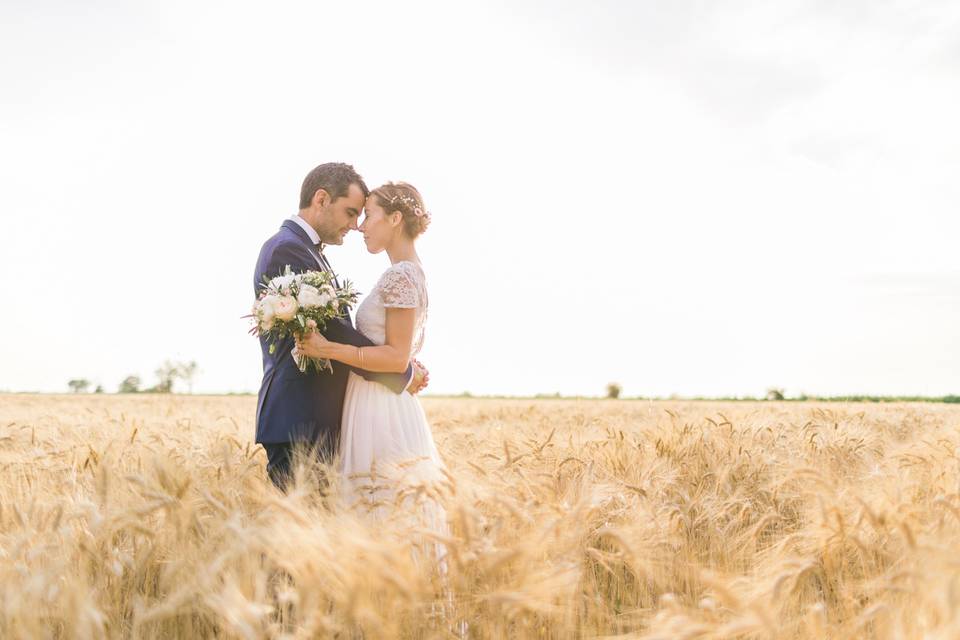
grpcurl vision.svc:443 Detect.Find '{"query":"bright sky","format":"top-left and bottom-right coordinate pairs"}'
top-left (2, 0), bottom-right (959, 398)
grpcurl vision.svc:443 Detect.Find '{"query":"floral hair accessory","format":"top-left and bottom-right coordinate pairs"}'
top-left (383, 193), bottom-right (428, 217)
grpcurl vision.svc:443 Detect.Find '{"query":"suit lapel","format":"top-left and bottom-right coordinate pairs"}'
top-left (282, 220), bottom-right (324, 270)
top-left (280, 220), bottom-right (343, 291)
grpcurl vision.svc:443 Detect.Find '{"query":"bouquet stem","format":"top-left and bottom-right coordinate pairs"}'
top-left (295, 352), bottom-right (309, 373)
top-left (294, 351), bottom-right (333, 374)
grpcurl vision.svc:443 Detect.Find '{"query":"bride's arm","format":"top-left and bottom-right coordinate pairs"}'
top-left (296, 307), bottom-right (415, 374)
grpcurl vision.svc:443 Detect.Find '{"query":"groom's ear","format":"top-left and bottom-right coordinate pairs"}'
top-left (311, 188), bottom-right (331, 208)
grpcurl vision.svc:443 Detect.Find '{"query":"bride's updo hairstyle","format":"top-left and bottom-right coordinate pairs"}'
top-left (369, 182), bottom-right (431, 238)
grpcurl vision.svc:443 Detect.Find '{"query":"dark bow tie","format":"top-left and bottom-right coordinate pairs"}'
top-left (314, 243), bottom-right (331, 269)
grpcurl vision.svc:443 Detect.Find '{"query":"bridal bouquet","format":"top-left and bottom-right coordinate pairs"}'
top-left (248, 266), bottom-right (358, 373)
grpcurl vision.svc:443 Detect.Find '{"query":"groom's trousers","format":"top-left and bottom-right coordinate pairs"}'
top-left (263, 443), bottom-right (295, 490)
top-left (262, 442), bottom-right (331, 494)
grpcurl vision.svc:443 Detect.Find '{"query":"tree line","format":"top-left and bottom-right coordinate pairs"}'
top-left (67, 360), bottom-right (198, 394)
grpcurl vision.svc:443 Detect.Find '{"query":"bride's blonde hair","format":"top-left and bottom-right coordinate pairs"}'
top-left (369, 182), bottom-right (431, 238)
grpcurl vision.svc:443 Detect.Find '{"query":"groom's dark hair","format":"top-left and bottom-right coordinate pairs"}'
top-left (299, 162), bottom-right (369, 209)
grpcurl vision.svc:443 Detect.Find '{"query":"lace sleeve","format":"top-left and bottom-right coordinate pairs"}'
top-left (378, 265), bottom-right (419, 309)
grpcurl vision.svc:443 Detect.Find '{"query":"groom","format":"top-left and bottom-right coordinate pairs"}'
top-left (254, 162), bottom-right (428, 490)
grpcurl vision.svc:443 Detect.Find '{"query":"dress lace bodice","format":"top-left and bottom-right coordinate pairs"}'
top-left (354, 261), bottom-right (428, 357)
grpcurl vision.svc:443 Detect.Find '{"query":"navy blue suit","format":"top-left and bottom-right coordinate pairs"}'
top-left (254, 220), bottom-right (411, 482)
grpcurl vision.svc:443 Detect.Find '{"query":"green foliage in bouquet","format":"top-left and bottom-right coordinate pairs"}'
top-left (247, 266), bottom-right (359, 374)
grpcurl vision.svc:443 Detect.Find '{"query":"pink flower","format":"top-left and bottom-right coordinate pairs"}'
top-left (274, 296), bottom-right (298, 321)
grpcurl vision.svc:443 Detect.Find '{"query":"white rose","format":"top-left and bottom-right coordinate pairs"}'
top-left (297, 284), bottom-right (323, 308)
top-left (316, 292), bottom-right (332, 307)
top-left (258, 296), bottom-right (278, 329)
top-left (274, 296), bottom-right (298, 321)
top-left (270, 273), bottom-right (296, 291)
top-left (259, 295), bottom-right (278, 317)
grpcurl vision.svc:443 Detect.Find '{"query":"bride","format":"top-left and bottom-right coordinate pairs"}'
top-left (295, 182), bottom-right (448, 551)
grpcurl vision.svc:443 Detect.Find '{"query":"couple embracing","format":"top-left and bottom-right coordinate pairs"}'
top-left (253, 163), bottom-right (446, 539)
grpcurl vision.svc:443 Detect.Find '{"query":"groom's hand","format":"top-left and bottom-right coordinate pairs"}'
top-left (409, 360), bottom-right (430, 394)
top-left (415, 360), bottom-right (430, 392)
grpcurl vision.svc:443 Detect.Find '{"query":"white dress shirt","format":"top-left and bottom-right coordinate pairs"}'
top-left (290, 213), bottom-right (321, 244)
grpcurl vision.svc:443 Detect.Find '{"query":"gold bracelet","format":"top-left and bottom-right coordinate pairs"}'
top-left (358, 346), bottom-right (364, 368)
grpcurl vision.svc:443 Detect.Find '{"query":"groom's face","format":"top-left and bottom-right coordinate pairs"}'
top-left (316, 182), bottom-right (365, 245)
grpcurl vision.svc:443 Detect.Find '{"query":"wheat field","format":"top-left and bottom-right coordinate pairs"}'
top-left (1, 394), bottom-right (959, 639)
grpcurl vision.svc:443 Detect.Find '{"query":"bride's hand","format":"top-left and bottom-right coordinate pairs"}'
top-left (295, 331), bottom-right (332, 359)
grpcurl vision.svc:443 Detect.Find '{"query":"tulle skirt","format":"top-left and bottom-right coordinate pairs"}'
top-left (339, 372), bottom-right (450, 565)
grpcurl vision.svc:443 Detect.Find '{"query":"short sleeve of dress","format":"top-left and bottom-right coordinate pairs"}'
top-left (379, 265), bottom-right (419, 309)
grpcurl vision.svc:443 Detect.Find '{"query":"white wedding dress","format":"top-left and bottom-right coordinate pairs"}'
top-left (339, 260), bottom-right (448, 558)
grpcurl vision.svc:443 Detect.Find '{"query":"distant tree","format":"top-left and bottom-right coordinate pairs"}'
top-left (178, 360), bottom-right (199, 394)
top-left (67, 379), bottom-right (90, 393)
top-left (119, 375), bottom-right (141, 393)
top-left (94, 385), bottom-right (104, 394)
top-left (153, 360), bottom-right (179, 393)
top-left (606, 382), bottom-right (622, 399)
top-left (766, 387), bottom-right (785, 401)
